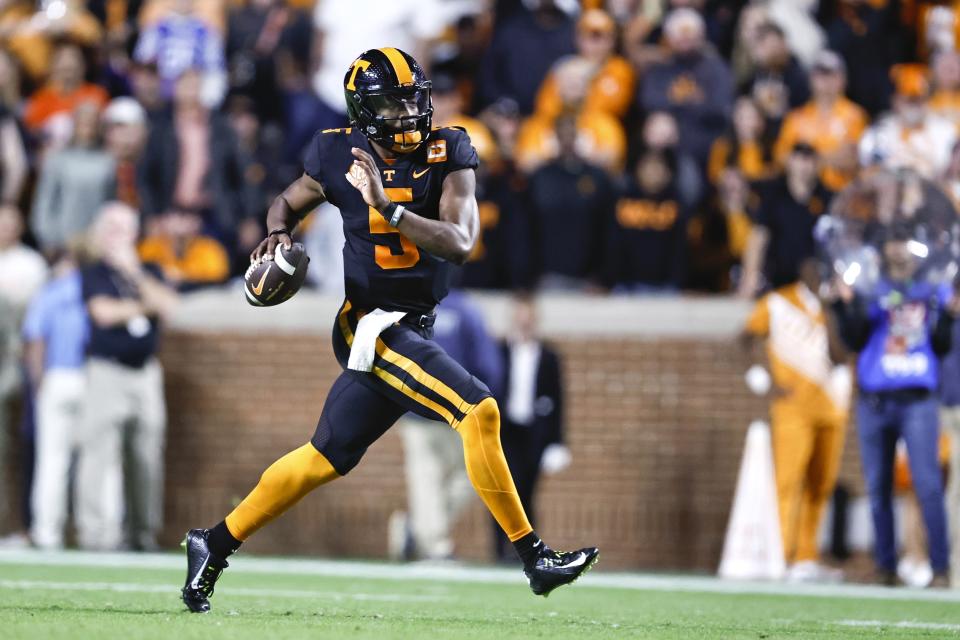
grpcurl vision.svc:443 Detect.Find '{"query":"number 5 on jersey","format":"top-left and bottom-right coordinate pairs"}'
top-left (369, 187), bottom-right (420, 269)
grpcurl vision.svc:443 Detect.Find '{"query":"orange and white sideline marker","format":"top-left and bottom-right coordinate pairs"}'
top-left (718, 420), bottom-right (786, 581)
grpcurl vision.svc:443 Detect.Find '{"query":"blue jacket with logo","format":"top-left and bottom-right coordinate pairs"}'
top-left (840, 279), bottom-right (954, 393)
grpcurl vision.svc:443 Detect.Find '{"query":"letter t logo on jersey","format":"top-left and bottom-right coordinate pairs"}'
top-left (383, 169), bottom-right (396, 182)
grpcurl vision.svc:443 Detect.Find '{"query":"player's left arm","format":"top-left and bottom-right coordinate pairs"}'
top-left (399, 167), bottom-right (478, 264)
top-left (349, 147), bottom-right (478, 264)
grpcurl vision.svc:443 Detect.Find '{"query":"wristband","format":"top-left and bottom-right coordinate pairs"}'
top-left (268, 227), bottom-right (290, 238)
top-left (381, 201), bottom-right (406, 227)
top-left (389, 204), bottom-right (406, 228)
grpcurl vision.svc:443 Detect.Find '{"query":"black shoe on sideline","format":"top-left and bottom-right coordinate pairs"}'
top-left (181, 528), bottom-right (229, 613)
top-left (524, 545), bottom-right (599, 597)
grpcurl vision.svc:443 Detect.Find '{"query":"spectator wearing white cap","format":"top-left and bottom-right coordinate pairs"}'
top-left (774, 50), bottom-right (867, 192)
top-left (104, 98), bottom-right (149, 210)
top-left (31, 100), bottom-right (116, 257)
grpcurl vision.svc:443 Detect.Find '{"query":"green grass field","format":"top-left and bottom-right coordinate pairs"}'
top-left (1, 550), bottom-right (958, 639)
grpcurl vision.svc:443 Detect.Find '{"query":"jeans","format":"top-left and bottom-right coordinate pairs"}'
top-left (857, 392), bottom-right (948, 572)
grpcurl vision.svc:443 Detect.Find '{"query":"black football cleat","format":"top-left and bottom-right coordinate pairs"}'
top-left (524, 545), bottom-right (600, 597)
top-left (181, 528), bottom-right (229, 613)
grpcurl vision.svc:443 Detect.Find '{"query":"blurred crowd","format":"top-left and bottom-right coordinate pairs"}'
top-left (5, 0), bottom-right (960, 298)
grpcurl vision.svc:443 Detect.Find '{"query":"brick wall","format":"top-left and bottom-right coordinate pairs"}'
top-left (0, 294), bottom-right (867, 571)
top-left (155, 295), bottom-right (866, 572)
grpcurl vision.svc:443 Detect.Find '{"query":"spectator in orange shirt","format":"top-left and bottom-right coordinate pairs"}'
top-left (0, 0), bottom-right (102, 83)
top-left (138, 206), bottom-right (229, 290)
top-left (515, 57), bottom-right (626, 175)
top-left (929, 50), bottom-right (960, 125)
top-left (774, 50), bottom-right (867, 192)
top-left (23, 42), bottom-right (109, 145)
top-left (534, 9), bottom-right (635, 123)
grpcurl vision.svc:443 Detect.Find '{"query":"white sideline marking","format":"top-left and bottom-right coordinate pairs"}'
top-left (835, 619), bottom-right (960, 632)
top-left (2, 549), bottom-right (960, 603)
top-left (0, 579), bottom-right (448, 603)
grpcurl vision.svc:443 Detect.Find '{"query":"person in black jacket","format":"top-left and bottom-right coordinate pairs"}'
top-left (137, 70), bottom-right (246, 240)
top-left (739, 142), bottom-right (832, 297)
top-left (493, 294), bottom-right (570, 562)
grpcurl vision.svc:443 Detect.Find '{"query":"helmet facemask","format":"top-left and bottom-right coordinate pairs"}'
top-left (351, 82), bottom-right (433, 153)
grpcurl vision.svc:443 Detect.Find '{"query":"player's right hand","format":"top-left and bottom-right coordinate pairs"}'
top-left (251, 231), bottom-right (292, 263)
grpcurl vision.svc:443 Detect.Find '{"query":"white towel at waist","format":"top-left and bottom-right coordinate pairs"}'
top-left (347, 308), bottom-right (407, 372)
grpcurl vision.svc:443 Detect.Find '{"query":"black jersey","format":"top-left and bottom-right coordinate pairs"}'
top-left (303, 126), bottom-right (479, 314)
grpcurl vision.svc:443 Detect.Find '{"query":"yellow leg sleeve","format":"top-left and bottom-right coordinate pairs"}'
top-left (795, 421), bottom-right (846, 562)
top-left (772, 403), bottom-right (815, 564)
top-left (455, 397), bottom-right (533, 541)
top-left (225, 443), bottom-right (340, 541)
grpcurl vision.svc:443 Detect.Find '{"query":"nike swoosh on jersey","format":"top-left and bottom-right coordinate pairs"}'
top-left (251, 264), bottom-right (272, 296)
top-left (412, 168), bottom-right (430, 179)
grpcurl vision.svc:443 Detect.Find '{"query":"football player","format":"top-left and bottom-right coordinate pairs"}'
top-left (181, 48), bottom-right (599, 612)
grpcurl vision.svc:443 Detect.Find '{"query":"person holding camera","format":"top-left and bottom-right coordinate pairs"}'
top-left (833, 226), bottom-right (959, 587)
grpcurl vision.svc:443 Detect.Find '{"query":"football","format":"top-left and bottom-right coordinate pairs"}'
top-left (244, 242), bottom-right (310, 307)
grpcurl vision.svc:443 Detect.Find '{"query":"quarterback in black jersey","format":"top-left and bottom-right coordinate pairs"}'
top-left (181, 48), bottom-right (598, 613)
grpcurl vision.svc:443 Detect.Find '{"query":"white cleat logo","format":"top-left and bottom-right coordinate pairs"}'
top-left (562, 553), bottom-right (588, 569)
